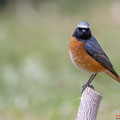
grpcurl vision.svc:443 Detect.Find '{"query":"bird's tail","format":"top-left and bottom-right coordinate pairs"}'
top-left (106, 71), bottom-right (120, 82)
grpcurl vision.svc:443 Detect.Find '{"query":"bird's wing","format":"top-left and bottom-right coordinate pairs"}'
top-left (84, 36), bottom-right (119, 76)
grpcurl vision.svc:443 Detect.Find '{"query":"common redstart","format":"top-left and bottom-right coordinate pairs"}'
top-left (69, 21), bottom-right (120, 92)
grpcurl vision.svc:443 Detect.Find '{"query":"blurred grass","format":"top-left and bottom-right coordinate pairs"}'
top-left (0, 0), bottom-right (120, 120)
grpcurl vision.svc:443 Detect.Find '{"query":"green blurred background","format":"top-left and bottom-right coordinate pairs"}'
top-left (0, 0), bottom-right (120, 119)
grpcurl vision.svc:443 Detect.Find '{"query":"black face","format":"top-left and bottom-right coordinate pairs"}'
top-left (72, 27), bottom-right (92, 41)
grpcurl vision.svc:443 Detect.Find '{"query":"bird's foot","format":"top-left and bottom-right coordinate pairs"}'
top-left (81, 83), bottom-right (94, 94)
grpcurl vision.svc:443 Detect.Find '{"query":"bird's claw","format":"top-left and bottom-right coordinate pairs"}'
top-left (81, 84), bottom-right (94, 94)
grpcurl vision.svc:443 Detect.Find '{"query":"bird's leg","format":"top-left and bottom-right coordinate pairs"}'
top-left (82, 74), bottom-right (97, 93)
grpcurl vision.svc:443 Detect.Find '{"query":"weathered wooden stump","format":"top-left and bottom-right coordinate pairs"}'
top-left (76, 87), bottom-right (102, 120)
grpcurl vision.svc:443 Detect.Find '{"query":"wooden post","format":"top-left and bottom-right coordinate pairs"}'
top-left (76, 87), bottom-right (102, 120)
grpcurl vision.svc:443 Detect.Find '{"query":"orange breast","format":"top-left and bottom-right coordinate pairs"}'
top-left (69, 37), bottom-right (106, 73)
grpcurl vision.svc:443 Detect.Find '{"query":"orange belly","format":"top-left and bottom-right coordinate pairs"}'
top-left (69, 37), bottom-right (106, 73)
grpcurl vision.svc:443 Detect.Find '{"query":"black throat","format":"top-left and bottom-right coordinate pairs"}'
top-left (72, 28), bottom-right (92, 41)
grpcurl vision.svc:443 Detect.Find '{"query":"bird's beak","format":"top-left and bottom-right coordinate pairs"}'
top-left (82, 29), bottom-right (86, 33)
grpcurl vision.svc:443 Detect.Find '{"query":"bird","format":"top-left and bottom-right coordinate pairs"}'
top-left (69, 21), bottom-right (120, 92)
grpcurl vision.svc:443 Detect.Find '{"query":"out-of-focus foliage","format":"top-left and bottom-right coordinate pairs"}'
top-left (0, 0), bottom-right (120, 120)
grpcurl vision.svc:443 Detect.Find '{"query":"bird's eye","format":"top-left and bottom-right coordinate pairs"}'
top-left (86, 28), bottom-right (89, 31)
top-left (78, 28), bottom-right (83, 31)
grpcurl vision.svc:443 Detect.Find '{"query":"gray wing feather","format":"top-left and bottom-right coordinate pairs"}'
top-left (84, 36), bottom-right (119, 76)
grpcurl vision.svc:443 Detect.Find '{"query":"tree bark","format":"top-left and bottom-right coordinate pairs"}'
top-left (76, 87), bottom-right (102, 120)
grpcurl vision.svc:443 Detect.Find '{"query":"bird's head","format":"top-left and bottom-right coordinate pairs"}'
top-left (73, 21), bottom-right (92, 41)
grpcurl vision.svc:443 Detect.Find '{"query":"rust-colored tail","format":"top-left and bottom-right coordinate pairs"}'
top-left (106, 71), bottom-right (120, 82)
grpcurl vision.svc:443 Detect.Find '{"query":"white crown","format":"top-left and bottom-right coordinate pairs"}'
top-left (78, 21), bottom-right (90, 28)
